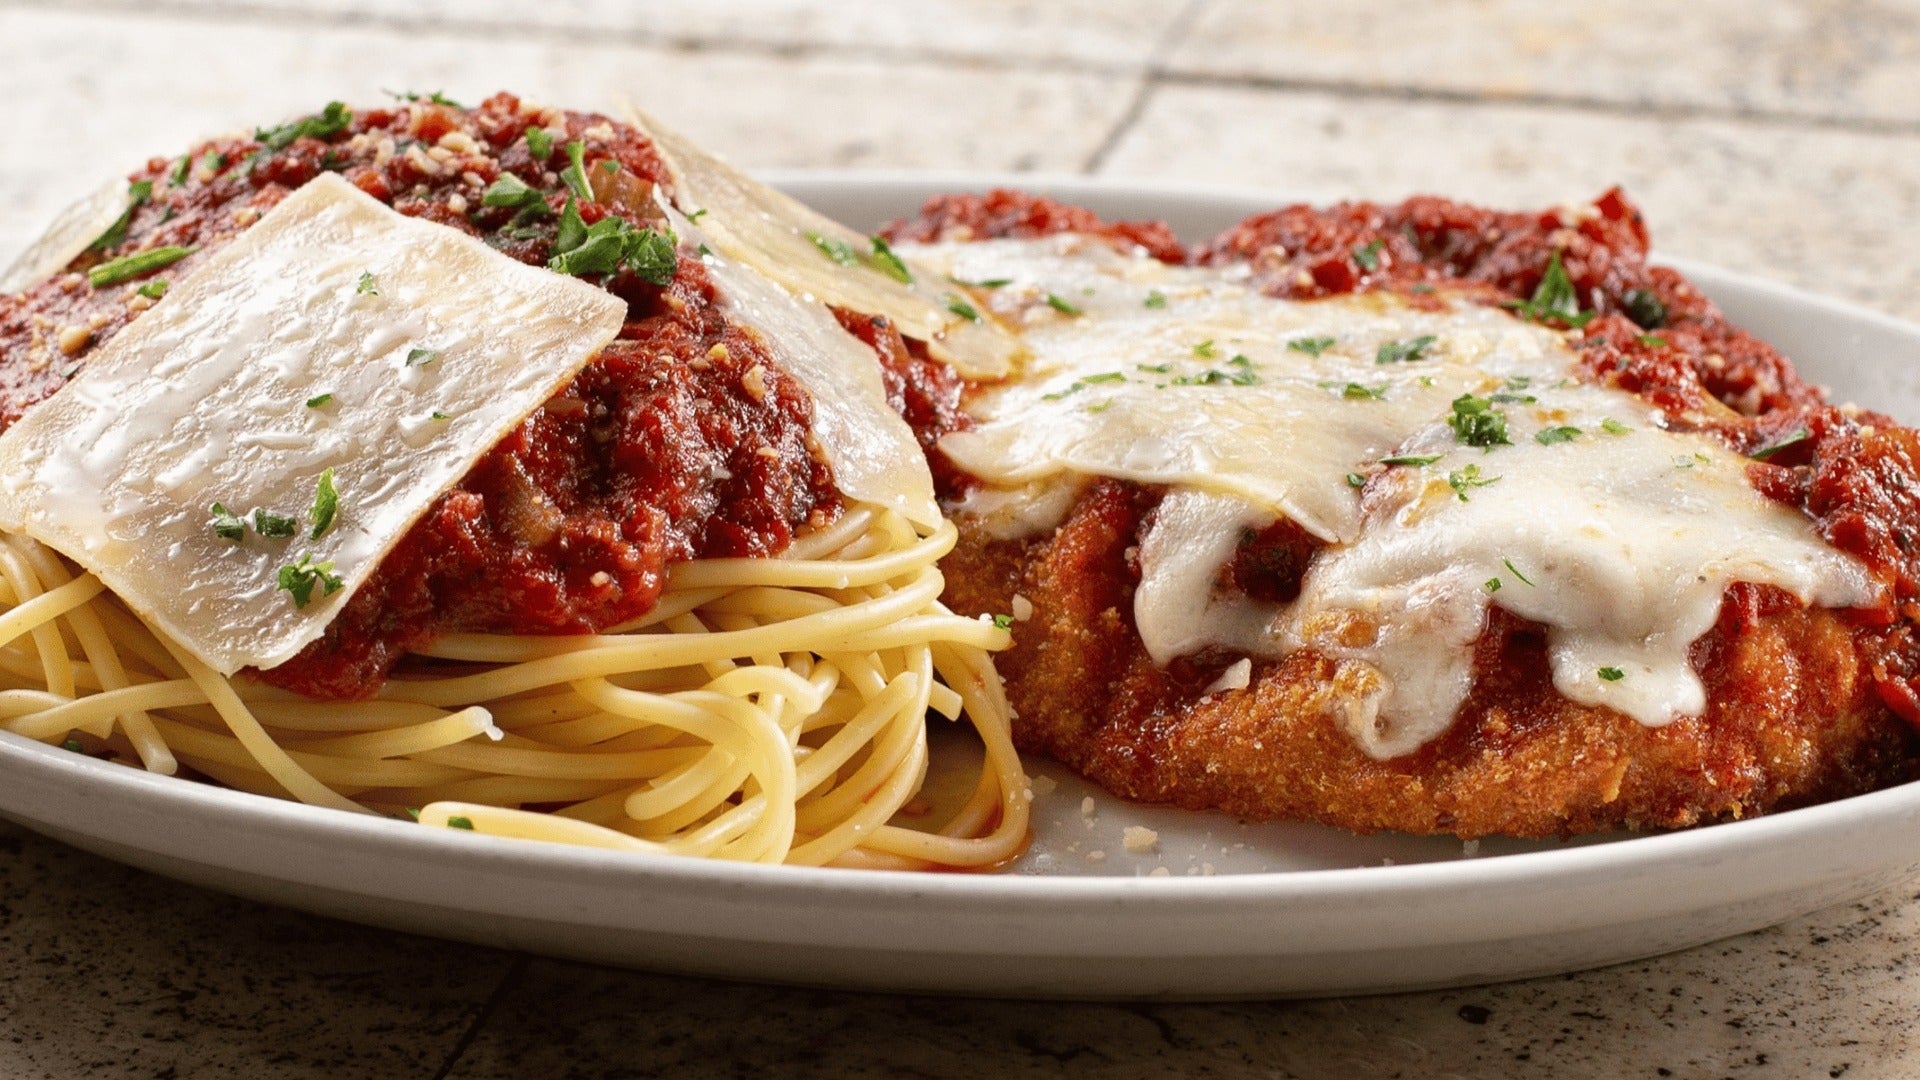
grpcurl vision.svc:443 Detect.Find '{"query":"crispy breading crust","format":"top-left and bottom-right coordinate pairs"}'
top-left (943, 481), bottom-right (1918, 838)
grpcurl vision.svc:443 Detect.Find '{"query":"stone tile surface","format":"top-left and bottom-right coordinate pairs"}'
top-left (75, 0), bottom-right (1190, 67)
top-left (440, 884), bottom-right (1920, 1078)
top-left (1103, 84), bottom-right (1920, 322)
top-left (0, 820), bottom-right (511, 1080)
top-left (0, 6), bottom-right (1137, 264)
top-left (1170, 0), bottom-right (1920, 127)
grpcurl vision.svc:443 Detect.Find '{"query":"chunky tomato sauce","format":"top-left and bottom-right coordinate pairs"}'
top-left (0, 94), bottom-right (838, 698)
top-left (882, 188), bottom-right (1920, 731)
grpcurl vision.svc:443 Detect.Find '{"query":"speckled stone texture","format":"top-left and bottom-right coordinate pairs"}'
top-left (2, 1), bottom-right (1919, 1076)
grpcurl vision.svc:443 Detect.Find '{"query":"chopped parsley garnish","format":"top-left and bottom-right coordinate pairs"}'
top-left (1345, 472), bottom-right (1366, 488)
top-left (431, 410), bottom-right (451, 421)
top-left (547, 204), bottom-right (678, 283)
top-left (1448, 394), bottom-right (1511, 448)
top-left (560, 140), bottom-right (594, 202)
top-left (88, 246), bottom-right (195, 288)
top-left (1376, 334), bottom-right (1436, 364)
top-left (1193, 339), bottom-right (1217, 359)
top-left (388, 89), bottom-right (463, 108)
top-left (1485, 577), bottom-right (1502, 592)
top-left (136, 280), bottom-right (169, 300)
top-left (1622, 288), bottom-right (1668, 329)
top-left (1597, 666), bottom-right (1626, 682)
top-left (696, 243), bottom-right (713, 257)
top-left (276, 553), bottom-right (343, 609)
top-left (306, 393), bottom-right (333, 409)
top-left (1288, 336), bottom-right (1336, 357)
top-left (447, 815), bottom-right (475, 830)
top-left (1636, 334), bottom-right (1669, 348)
top-left (1085, 399), bottom-right (1113, 413)
top-left (309, 468), bottom-right (339, 540)
top-left (1504, 250), bottom-right (1595, 328)
top-left (208, 503), bottom-right (246, 542)
top-left (480, 173), bottom-right (549, 215)
top-left (950, 276), bottom-right (1012, 289)
top-left (1503, 557), bottom-right (1534, 586)
top-left (90, 180), bottom-right (153, 253)
top-left (1447, 463), bottom-right (1500, 501)
top-left (991, 613), bottom-right (1014, 630)
top-left (868, 235), bottom-right (912, 284)
top-left (62, 738), bottom-right (86, 753)
top-left (1144, 290), bottom-right (1168, 309)
top-left (1352, 239), bottom-right (1384, 272)
top-left (405, 347), bottom-right (439, 367)
top-left (1534, 425), bottom-right (1582, 446)
top-left (1601, 417), bottom-right (1632, 435)
top-left (1045, 293), bottom-right (1082, 316)
top-left (1042, 373), bottom-right (1124, 399)
top-left (524, 126), bottom-right (554, 161)
top-left (253, 509), bottom-right (298, 539)
top-left (806, 230), bottom-right (859, 266)
top-left (1750, 427), bottom-right (1812, 461)
top-left (356, 271), bottom-right (379, 295)
top-left (687, 208), bottom-right (709, 223)
top-left (1172, 356), bottom-right (1257, 387)
top-left (202, 151), bottom-right (227, 175)
top-left (1322, 381), bottom-right (1386, 400)
top-left (946, 295), bottom-right (982, 322)
top-left (1137, 362), bottom-right (1172, 374)
top-left (169, 154), bottom-right (191, 187)
top-left (1380, 453), bottom-right (1443, 467)
top-left (256, 101), bottom-right (352, 151)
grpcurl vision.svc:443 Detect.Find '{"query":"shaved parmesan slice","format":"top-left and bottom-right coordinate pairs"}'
top-left (0, 172), bottom-right (626, 674)
top-left (676, 211), bottom-right (939, 530)
top-left (0, 176), bottom-right (131, 293)
top-left (904, 234), bottom-right (1878, 756)
top-left (620, 102), bottom-right (1017, 380)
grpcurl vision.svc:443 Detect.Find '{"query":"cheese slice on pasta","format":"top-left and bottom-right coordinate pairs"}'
top-left (0, 176), bottom-right (133, 293)
top-left (0, 172), bottom-right (626, 674)
top-left (621, 102), bottom-right (1018, 381)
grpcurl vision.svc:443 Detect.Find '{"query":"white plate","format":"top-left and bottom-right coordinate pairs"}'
top-left (3, 173), bottom-right (1919, 1000)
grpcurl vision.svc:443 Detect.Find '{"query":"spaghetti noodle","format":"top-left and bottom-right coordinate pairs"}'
top-left (0, 505), bottom-right (1030, 869)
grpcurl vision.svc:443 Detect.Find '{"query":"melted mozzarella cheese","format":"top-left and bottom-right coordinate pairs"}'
top-left (901, 235), bottom-right (1878, 758)
top-left (0, 173), bottom-right (627, 674)
top-left (621, 102), bottom-right (1018, 380)
top-left (1286, 382), bottom-right (1875, 757)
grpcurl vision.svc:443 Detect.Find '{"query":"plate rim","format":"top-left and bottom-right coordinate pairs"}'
top-left (4, 170), bottom-right (1920, 988)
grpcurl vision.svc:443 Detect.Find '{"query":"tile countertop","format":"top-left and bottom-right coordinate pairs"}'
top-left (2, 1), bottom-right (1918, 1076)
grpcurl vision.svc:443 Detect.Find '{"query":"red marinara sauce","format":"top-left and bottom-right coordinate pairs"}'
top-left (0, 94), bottom-right (839, 699)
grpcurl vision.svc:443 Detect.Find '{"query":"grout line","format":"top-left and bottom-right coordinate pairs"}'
top-left (1154, 69), bottom-right (1920, 139)
top-left (427, 954), bottom-right (530, 1080)
top-left (1079, 0), bottom-right (1215, 174)
top-left (8, 0), bottom-right (1920, 140)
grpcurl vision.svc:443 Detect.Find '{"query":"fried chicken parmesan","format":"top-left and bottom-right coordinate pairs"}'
top-left (879, 189), bottom-right (1920, 839)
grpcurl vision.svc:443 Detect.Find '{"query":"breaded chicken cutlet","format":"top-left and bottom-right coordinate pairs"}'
top-left (876, 189), bottom-right (1920, 838)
